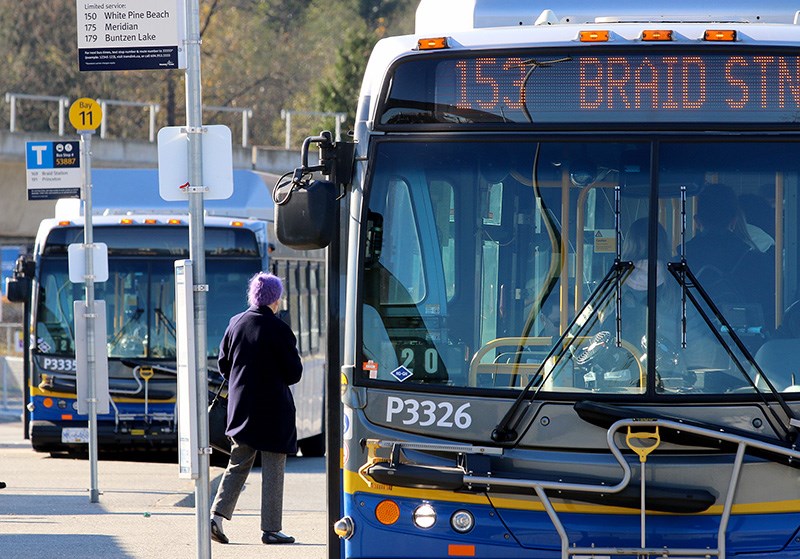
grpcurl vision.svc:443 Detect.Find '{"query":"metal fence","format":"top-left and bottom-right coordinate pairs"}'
top-left (4, 92), bottom-right (254, 147)
top-left (0, 356), bottom-right (22, 416)
top-left (0, 323), bottom-right (22, 355)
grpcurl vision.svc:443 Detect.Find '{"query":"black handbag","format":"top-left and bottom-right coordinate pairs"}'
top-left (208, 380), bottom-right (231, 455)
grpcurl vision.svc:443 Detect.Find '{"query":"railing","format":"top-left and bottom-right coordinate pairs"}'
top-left (5, 92), bottom-right (254, 147)
top-left (0, 323), bottom-right (22, 356)
top-left (0, 322), bottom-right (23, 416)
top-left (0, 355), bottom-right (22, 416)
top-left (97, 98), bottom-right (160, 143)
top-left (204, 105), bottom-right (253, 147)
top-left (5, 93), bottom-right (70, 136)
top-left (281, 109), bottom-right (347, 149)
top-left (368, 417), bottom-right (800, 559)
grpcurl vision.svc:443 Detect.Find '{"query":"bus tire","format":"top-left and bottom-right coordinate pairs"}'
top-left (298, 433), bottom-right (325, 457)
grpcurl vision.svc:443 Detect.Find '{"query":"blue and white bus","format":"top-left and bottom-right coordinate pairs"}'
top-left (278, 0), bottom-right (800, 556)
top-left (8, 169), bottom-right (326, 457)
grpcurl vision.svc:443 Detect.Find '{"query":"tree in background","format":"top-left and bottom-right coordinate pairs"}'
top-left (294, 0), bottom-right (416, 144)
top-left (358, 0), bottom-right (415, 27)
top-left (0, 0), bottom-right (416, 147)
top-left (313, 24), bottom-right (377, 134)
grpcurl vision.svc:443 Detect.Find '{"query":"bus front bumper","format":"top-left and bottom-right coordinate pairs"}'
top-left (30, 420), bottom-right (177, 453)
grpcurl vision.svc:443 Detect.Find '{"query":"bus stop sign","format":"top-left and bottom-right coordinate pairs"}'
top-left (25, 141), bottom-right (81, 200)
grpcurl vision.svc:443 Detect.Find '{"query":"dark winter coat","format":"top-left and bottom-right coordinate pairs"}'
top-left (218, 305), bottom-right (303, 453)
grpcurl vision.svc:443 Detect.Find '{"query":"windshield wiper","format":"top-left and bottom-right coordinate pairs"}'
top-left (493, 176), bottom-right (631, 443)
top-left (154, 307), bottom-right (176, 338)
top-left (492, 258), bottom-right (633, 443)
top-left (667, 261), bottom-right (799, 442)
top-left (670, 185), bottom-right (798, 442)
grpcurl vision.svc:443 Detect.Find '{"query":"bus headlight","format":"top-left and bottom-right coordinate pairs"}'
top-left (413, 503), bottom-right (436, 529)
top-left (450, 510), bottom-right (474, 533)
top-left (333, 516), bottom-right (354, 539)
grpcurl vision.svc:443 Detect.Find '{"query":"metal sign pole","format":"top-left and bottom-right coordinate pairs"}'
top-left (79, 129), bottom-right (100, 503)
top-left (184, 1), bottom-right (211, 557)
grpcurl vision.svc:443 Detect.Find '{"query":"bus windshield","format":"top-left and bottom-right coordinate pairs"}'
top-left (360, 138), bottom-right (799, 397)
top-left (36, 258), bottom-right (259, 361)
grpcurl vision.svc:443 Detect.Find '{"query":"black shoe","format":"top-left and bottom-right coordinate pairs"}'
top-left (210, 519), bottom-right (229, 544)
top-left (262, 531), bottom-right (295, 544)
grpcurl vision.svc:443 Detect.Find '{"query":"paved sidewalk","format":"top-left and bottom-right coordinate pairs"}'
top-left (0, 417), bottom-right (328, 559)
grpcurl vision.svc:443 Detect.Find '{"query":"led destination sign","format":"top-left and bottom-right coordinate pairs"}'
top-left (379, 51), bottom-right (800, 125)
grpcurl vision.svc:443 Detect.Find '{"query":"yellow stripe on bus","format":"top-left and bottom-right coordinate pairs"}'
top-left (30, 386), bottom-right (176, 404)
top-left (342, 468), bottom-right (800, 515)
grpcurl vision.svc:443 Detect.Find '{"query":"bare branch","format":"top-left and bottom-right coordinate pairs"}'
top-left (200, 0), bottom-right (222, 36)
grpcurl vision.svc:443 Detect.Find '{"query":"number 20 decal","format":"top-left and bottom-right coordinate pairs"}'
top-left (386, 396), bottom-right (472, 429)
top-left (399, 347), bottom-right (439, 374)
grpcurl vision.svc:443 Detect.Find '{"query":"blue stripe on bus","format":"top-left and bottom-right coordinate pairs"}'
top-left (343, 492), bottom-right (800, 557)
top-left (29, 395), bottom-right (173, 421)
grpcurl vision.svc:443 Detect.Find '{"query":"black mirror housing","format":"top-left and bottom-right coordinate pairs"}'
top-left (274, 179), bottom-right (337, 249)
top-left (5, 277), bottom-right (28, 303)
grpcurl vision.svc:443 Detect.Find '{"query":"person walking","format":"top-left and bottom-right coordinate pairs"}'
top-left (210, 272), bottom-right (303, 545)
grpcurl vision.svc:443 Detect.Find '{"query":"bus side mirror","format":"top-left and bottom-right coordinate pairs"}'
top-left (274, 179), bottom-right (337, 249)
top-left (5, 255), bottom-right (33, 303)
top-left (5, 277), bottom-right (27, 303)
top-left (274, 130), bottom-right (354, 250)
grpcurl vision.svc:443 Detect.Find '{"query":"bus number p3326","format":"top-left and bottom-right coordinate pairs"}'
top-left (386, 396), bottom-right (472, 429)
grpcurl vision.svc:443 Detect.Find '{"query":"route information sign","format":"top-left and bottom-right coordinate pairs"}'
top-left (76, 0), bottom-right (186, 71)
top-left (25, 141), bottom-right (81, 201)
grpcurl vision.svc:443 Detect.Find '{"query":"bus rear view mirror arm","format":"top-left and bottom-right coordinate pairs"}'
top-left (273, 131), bottom-right (355, 250)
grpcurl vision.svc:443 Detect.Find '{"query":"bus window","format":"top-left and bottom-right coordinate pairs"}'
top-left (106, 264), bottom-right (149, 358)
top-left (309, 265), bottom-right (321, 353)
top-left (380, 178), bottom-right (425, 305)
top-left (656, 141), bottom-right (797, 393)
top-left (429, 180), bottom-right (456, 301)
top-left (36, 262), bottom-right (80, 355)
top-left (150, 276), bottom-right (175, 359)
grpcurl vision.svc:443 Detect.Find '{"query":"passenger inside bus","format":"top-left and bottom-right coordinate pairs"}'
top-left (579, 218), bottom-right (681, 391)
top-left (618, 218), bottom-right (676, 345)
top-left (684, 184), bottom-right (774, 336)
top-left (686, 184), bottom-right (751, 278)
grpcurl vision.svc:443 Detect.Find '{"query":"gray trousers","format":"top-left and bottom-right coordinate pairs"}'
top-left (210, 438), bottom-right (286, 532)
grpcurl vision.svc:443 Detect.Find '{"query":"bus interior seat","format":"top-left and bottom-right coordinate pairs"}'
top-left (778, 300), bottom-right (800, 338)
top-left (754, 338), bottom-right (800, 392)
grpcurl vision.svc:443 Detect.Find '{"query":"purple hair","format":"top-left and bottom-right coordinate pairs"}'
top-left (247, 272), bottom-right (283, 307)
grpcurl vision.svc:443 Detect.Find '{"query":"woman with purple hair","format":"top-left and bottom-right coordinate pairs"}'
top-left (209, 272), bottom-right (303, 545)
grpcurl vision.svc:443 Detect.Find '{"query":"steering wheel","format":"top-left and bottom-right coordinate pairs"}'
top-left (574, 330), bottom-right (613, 365)
top-left (572, 331), bottom-right (645, 389)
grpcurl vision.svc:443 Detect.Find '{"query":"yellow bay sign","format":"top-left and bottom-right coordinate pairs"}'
top-left (69, 98), bottom-right (102, 132)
